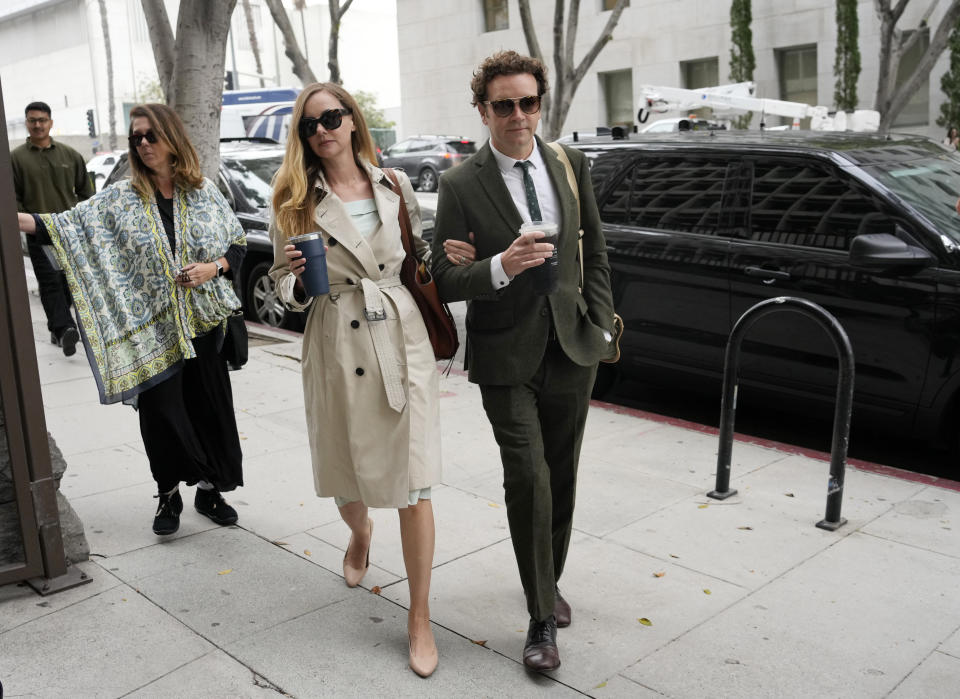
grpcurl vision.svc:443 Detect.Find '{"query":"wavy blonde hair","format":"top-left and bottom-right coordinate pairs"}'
top-left (127, 103), bottom-right (204, 199)
top-left (272, 83), bottom-right (379, 240)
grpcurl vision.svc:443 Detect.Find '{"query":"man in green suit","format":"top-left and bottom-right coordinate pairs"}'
top-left (432, 50), bottom-right (615, 672)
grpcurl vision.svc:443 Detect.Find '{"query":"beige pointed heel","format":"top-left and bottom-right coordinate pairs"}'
top-left (343, 518), bottom-right (373, 588)
top-left (408, 629), bottom-right (438, 678)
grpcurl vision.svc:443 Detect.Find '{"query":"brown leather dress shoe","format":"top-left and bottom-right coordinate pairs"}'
top-left (522, 616), bottom-right (560, 671)
top-left (554, 587), bottom-right (571, 628)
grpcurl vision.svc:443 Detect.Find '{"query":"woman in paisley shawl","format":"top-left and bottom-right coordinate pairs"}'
top-left (17, 103), bottom-right (246, 537)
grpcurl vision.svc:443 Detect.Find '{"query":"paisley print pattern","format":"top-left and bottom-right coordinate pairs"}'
top-left (40, 178), bottom-right (245, 404)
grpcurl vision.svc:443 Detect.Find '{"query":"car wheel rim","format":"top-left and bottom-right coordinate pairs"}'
top-left (252, 273), bottom-right (285, 327)
top-left (421, 170), bottom-right (436, 191)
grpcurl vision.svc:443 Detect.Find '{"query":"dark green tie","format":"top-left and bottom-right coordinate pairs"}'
top-left (514, 160), bottom-right (542, 221)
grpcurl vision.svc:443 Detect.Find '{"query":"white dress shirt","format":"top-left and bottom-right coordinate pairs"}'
top-left (488, 141), bottom-right (562, 289)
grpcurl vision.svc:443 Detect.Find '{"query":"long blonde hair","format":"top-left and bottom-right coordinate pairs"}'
top-left (272, 83), bottom-right (379, 239)
top-left (127, 103), bottom-right (204, 199)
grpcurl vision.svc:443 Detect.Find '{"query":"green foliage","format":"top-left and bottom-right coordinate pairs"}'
top-left (729, 0), bottom-right (755, 129)
top-left (938, 18), bottom-right (960, 129)
top-left (834, 0), bottom-right (861, 111)
top-left (351, 89), bottom-right (395, 129)
top-left (136, 75), bottom-right (166, 104)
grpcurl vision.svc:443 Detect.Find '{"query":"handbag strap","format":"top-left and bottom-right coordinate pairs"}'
top-left (383, 168), bottom-right (416, 261)
top-left (548, 141), bottom-right (584, 293)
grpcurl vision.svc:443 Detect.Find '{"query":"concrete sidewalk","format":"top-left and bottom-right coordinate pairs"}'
top-left (3, 273), bottom-right (960, 698)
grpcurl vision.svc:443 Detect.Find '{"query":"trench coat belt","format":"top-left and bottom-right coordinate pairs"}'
top-left (330, 276), bottom-right (407, 413)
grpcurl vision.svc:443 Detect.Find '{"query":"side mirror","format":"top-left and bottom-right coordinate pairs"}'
top-left (849, 233), bottom-right (935, 268)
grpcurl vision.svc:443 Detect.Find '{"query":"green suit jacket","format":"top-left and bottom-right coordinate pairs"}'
top-left (431, 137), bottom-right (615, 385)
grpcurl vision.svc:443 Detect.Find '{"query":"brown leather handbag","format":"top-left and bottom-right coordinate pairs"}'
top-left (383, 169), bottom-right (460, 360)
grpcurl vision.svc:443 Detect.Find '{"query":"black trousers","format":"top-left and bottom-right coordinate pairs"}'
top-left (27, 234), bottom-right (75, 336)
top-left (138, 332), bottom-right (244, 494)
top-left (480, 340), bottom-right (597, 622)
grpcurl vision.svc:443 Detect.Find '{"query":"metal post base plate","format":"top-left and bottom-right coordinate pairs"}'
top-left (815, 517), bottom-right (847, 532)
top-left (26, 565), bottom-right (92, 596)
top-left (707, 488), bottom-right (738, 500)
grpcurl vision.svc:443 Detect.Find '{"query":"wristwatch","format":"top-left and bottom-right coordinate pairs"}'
top-left (214, 260), bottom-right (224, 277)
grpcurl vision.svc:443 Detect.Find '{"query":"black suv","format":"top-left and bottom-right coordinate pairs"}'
top-left (103, 141), bottom-right (437, 330)
top-left (380, 135), bottom-right (476, 192)
top-left (569, 131), bottom-right (960, 453)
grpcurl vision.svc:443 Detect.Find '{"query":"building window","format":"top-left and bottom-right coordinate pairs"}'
top-left (602, 0), bottom-right (629, 9)
top-left (777, 45), bottom-right (818, 127)
top-left (600, 69), bottom-right (634, 129)
top-left (894, 30), bottom-right (930, 127)
top-left (483, 0), bottom-right (508, 32)
top-left (681, 57), bottom-right (719, 119)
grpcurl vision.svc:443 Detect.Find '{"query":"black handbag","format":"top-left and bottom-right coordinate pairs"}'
top-left (220, 310), bottom-right (248, 370)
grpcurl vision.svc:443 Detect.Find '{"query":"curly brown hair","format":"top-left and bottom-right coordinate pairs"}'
top-left (470, 50), bottom-right (549, 107)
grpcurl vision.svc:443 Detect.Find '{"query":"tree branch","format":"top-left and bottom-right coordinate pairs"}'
top-left (564, 0), bottom-right (580, 80)
top-left (518, 0), bottom-right (544, 61)
top-left (264, 0), bottom-right (317, 85)
top-left (572, 0), bottom-right (628, 85)
top-left (140, 0), bottom-right (175, 100)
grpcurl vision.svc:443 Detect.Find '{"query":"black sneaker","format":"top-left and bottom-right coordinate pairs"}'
top-left (153, 489), bottom-right (183, 535)
top-left (60, 327), bottom-right (80, 357)
top-left (194, 488), bottom-right (238, 525)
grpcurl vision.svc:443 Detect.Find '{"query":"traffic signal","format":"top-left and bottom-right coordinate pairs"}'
top-left (224, 72), bottom-right (234, 91)
top-left (86, 109), bottom-right (96, 138)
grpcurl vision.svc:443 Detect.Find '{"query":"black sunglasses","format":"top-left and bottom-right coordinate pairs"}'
top-left (128, 130), bottom-right (159, 148)
top-left (298, 108), bottom-right (353, 139)
top-left (483, 96), bottom-right (541, 118)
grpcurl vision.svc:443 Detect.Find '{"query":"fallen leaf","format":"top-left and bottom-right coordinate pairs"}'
top-left (638, 617), bottom-right (652, 626)
top-left (472, 639), bottom-right (488, 647)
top-left (272, 541), bottom-right (288, 546)
top-left (737, 526), bottom-right (753, 531)
top-left (218, 569), bottom-right (232, 576)
top-left (698, 504), bottom-right (709, 509)
top-left (784, 493), bottom-right (795, 498)
top-left (304, 549), bottom-right (312, 556)
top-left (371, 586), bottom-right (382, 595)
top-left (488, 502), bottom-right (501, 508)
top-left (669, 554), bottom-right (679, 559)
top-left (703, 589), bottom-right (712, 595)
top-left (595, 682), bottom-right (607, 688)
top-left (653, 571), bottom-right (666, 578)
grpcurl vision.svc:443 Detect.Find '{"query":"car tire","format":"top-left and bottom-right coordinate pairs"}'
top-left (245, 260), bottom-right (296, 329)
top-left (418, 166), bottom-right (438, 193)
top-left (591, 363), bottom-right (619, 400)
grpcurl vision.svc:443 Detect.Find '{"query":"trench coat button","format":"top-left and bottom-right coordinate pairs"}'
top-left (328, 237), bottom-right (338, 246)
top-left (351, 320), bottom-right (360, 329)
top-left (346, 277), bottom-right (354, 285)
top-left (355, 367), bottom-right (365, 376)
top-left (378, 263), bottom-right (385, 271)
top-left (540, 307), bottom-right (549, 317)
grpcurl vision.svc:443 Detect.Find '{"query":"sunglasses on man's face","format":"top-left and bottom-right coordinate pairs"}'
top-left (128, 130), bottom-right (159, 148)
top-left (298, 108), bottom-right (353, 140)
top-left (483, 95), bottom-right (541, 118)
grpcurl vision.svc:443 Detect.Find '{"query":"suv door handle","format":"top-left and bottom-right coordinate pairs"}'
top-left (744, 266), bottom-right (791, 283)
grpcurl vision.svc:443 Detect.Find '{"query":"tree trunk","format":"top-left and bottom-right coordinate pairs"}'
top-left (327, 0), bottom-right (353, 85)
top-left (97, 0), bottom-right (117, 150)
top-left (264, 0), bottom-right (317, 85)
top-left (875, 0), bottom-right (960, 132)
top-left (519, 0), bottom-right (627, 141)
top-left (140, 0), bottom-right (175, 100)
top-left (241, 0), bottom-right (265, 87)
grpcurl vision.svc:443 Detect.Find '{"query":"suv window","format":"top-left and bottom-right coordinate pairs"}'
top-left (445, 140), bottom-right (476, 155)
top-left (599, 154), bottom-right (727, 234)
top-left (746, 159), bottom-right (891, 250)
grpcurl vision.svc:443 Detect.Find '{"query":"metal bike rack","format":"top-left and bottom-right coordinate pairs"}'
top-left (707, 297), bottom-right (854, 531)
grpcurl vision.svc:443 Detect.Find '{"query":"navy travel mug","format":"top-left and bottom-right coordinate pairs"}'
top-left (289, 232), bottom-right (330, 296)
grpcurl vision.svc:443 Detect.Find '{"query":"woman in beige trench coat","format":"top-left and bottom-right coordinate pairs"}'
top-left (268, 83), bottom-right (474, 678)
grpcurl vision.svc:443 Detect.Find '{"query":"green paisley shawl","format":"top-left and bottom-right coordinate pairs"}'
top-left (39, 178), bottom-right (245, 405)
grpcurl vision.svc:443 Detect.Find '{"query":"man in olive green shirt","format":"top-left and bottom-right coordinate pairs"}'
top-left (12, 101), bottom-right (94, 357)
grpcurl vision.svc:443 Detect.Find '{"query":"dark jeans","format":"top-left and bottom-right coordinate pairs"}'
top-left (26, 234), bottom-right (74, 336)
